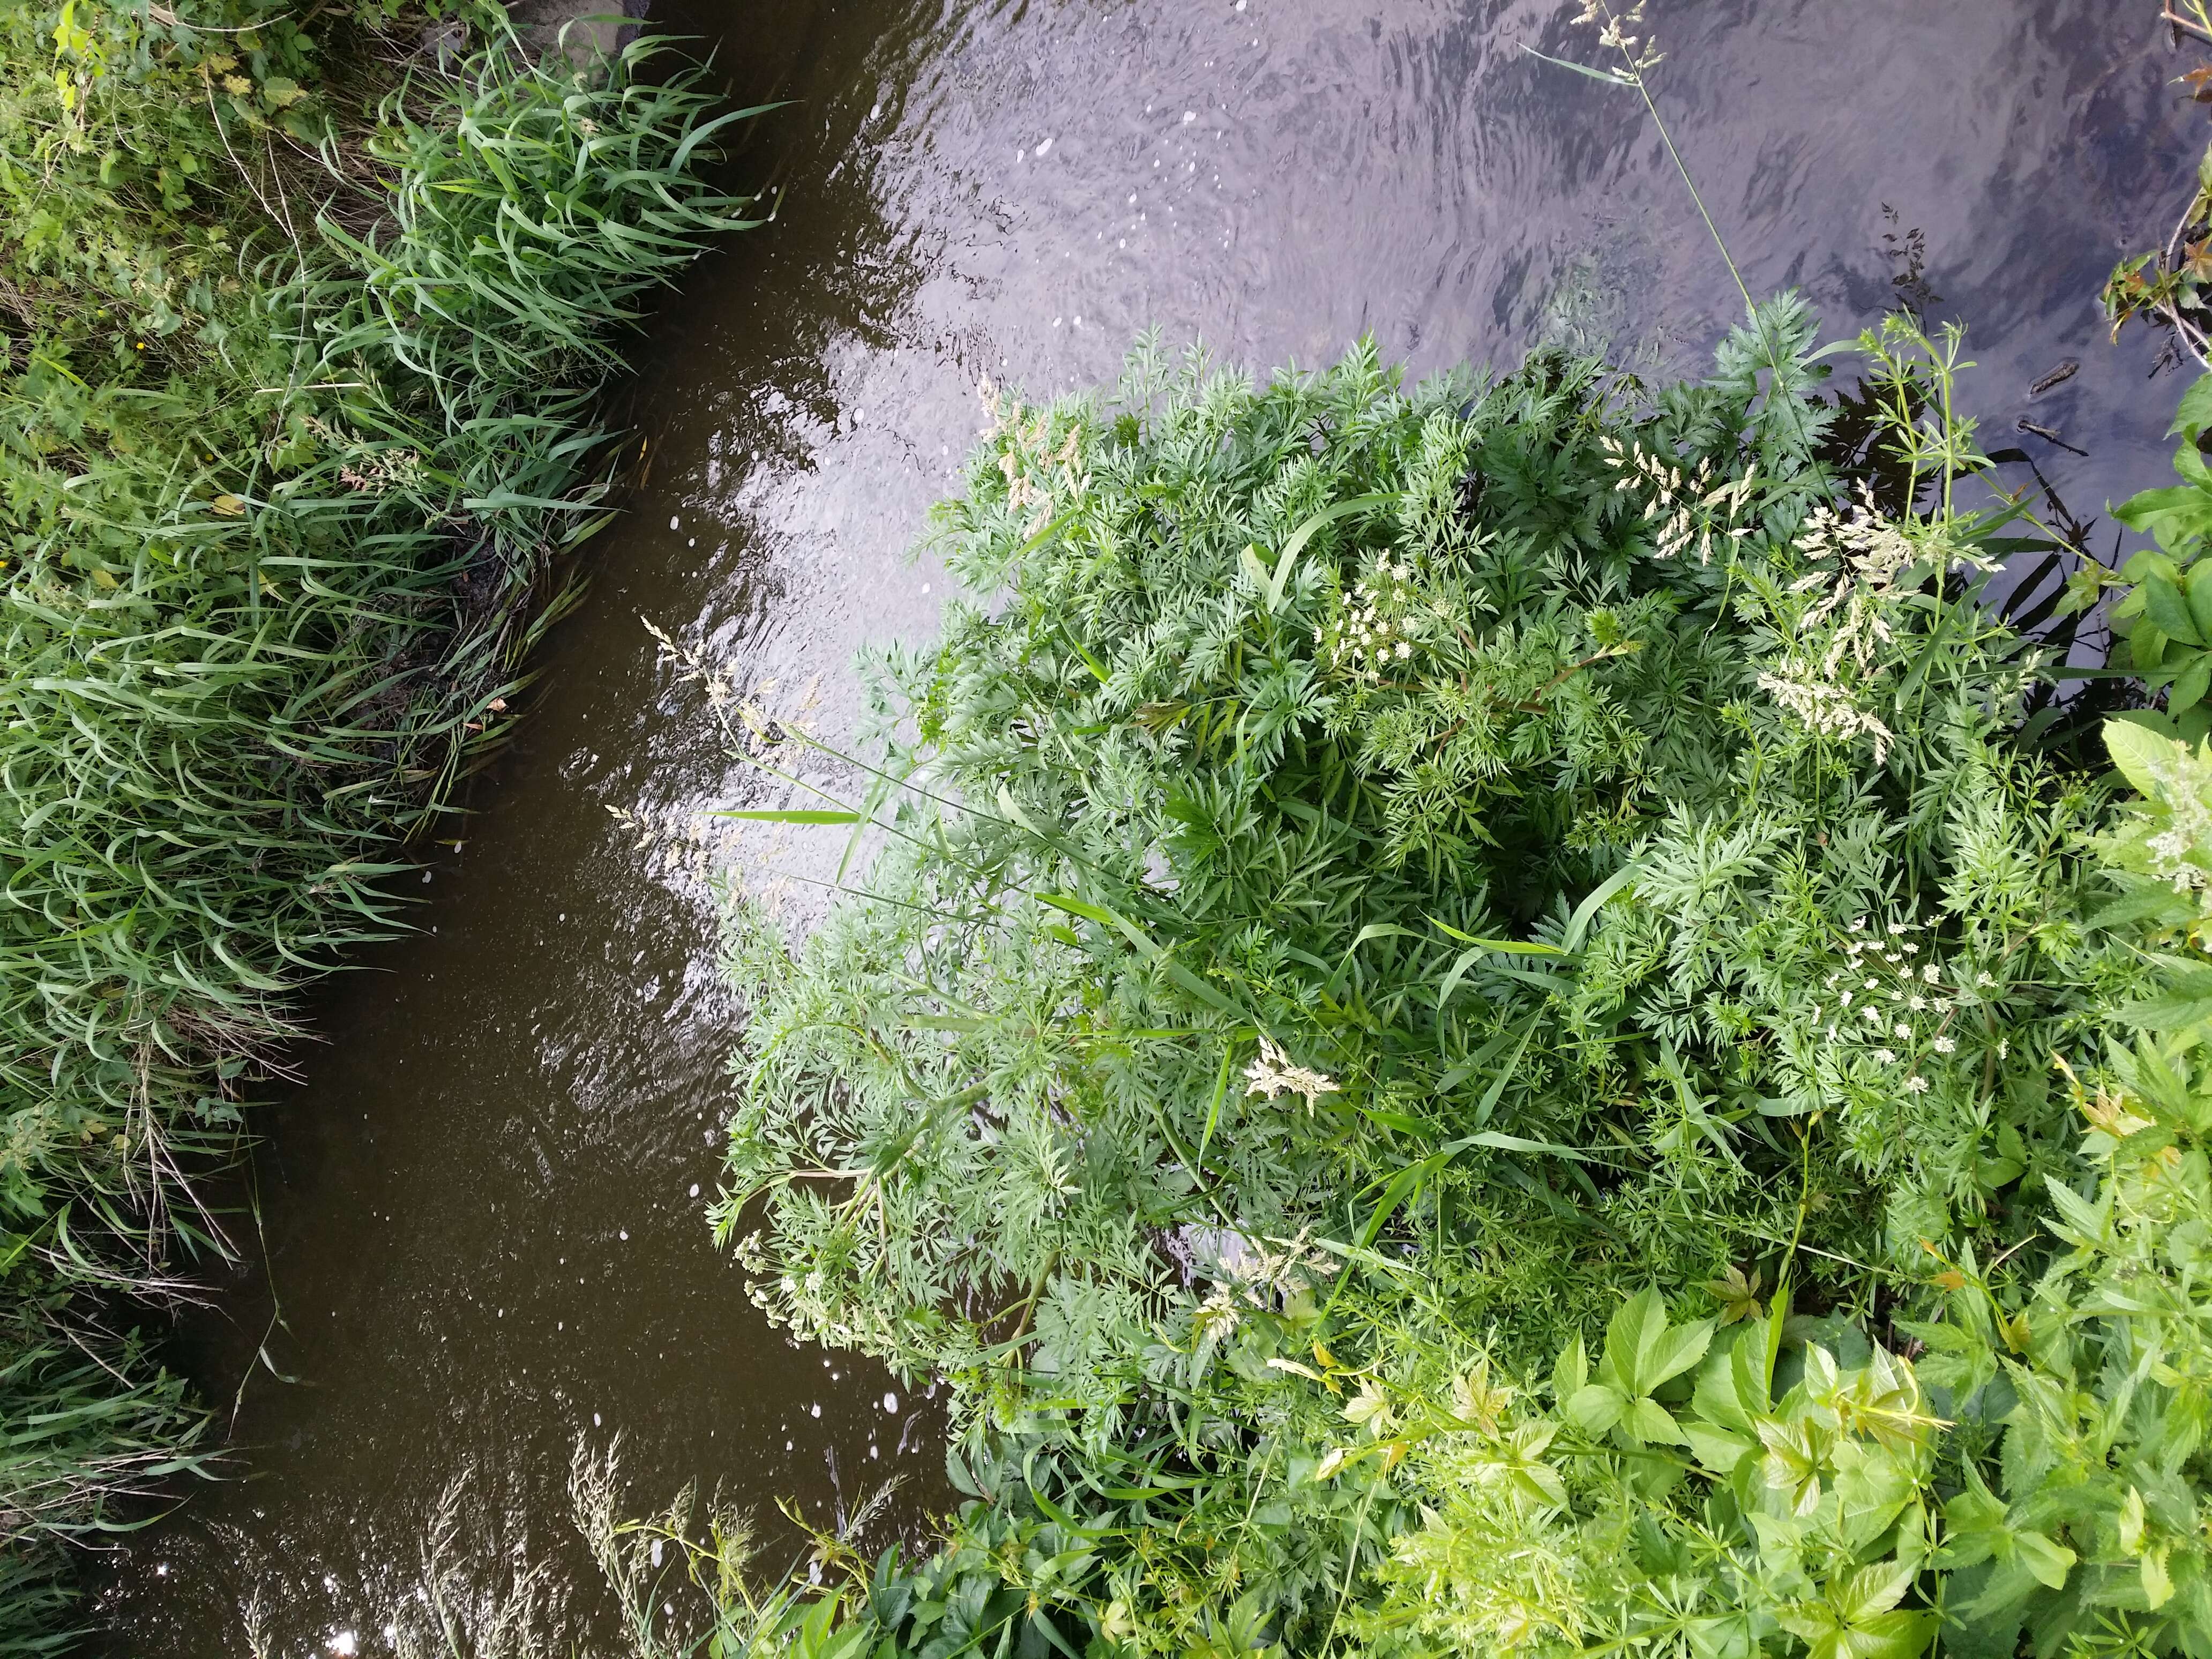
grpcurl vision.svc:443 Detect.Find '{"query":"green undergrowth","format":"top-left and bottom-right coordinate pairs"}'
top-left (0, 0), bottom-right (759, 1642)
top-left (581, 308), bottom-right (2212, 1659)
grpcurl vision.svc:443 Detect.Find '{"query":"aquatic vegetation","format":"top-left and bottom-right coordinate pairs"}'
top-left (651, 296), bottom-right (2212, 1659)
top-left (0, 0), bottom-right (760, 1640)
top-left (2103, 4), bottom-right (2212, 366)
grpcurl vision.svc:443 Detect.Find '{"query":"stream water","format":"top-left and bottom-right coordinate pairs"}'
top-left (94, 1), bottom-right (2208, 1653)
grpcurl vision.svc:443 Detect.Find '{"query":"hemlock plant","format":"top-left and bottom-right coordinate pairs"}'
top-left (666, 307), bottom-right (2212, 1659)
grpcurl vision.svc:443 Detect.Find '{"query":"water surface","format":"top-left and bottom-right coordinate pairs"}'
top-left (99, 2), bottom-right (2207, 1651)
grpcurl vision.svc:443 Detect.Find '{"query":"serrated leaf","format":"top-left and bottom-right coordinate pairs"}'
top-left (1564, 1381), bottom-right (1625, 1436)
top-left (2143, 575), bottom-right (2204, 647)
top-left (1682, 1419), bottom-right (1753, 1474)
top-left (2106, 718), bottom-right (2179, 799)
top-left (1624, 1395), bottom-right (1686, 1446)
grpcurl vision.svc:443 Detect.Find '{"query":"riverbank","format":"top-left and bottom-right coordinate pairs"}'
top-left (80, 0), bottom-right (2212, 1650)
top-left (0, 0), bottom-right (756, 1640)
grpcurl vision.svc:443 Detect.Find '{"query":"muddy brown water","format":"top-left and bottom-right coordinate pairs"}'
top-left (94, 1), bottom-right (2208, 1652)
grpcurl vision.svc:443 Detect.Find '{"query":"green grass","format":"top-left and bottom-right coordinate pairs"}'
top-left (0, 0), bottom-right (763, 1642)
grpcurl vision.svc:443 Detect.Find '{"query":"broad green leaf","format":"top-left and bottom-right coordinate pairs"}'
top-left (2142, 575), bottom-right (2204, 647)
top-left (2012, 1530), bottom-right (2074, 1591)
top-left (1640, 1314), bottom-right (1715, 1392)
top-left (1682, 1419), bottom-right (1754, 1474)
top-left (2105, 717), bottom-right (2178, 800)
top-left (1604, 1287), bottom-right (1671, 1396)
top-left (2172, 373), bottom-right (2212, 442)
top-left (1563, 1381), bottom-right (1626, 1436)
top-left (1552, 1335), bottom-right (1588, 1403)
top-left (2172, 651), bottom-right (2212, 718)
top-left (1624, 1395), bottom-right (1687, 1447)
top-left (2188, 561), bottom-right (2212, 641)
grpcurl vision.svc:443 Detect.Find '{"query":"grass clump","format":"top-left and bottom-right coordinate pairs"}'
top-left (627, 303), bottom-right (2212, 1659)
top-left (0, 0), bottom-right (758, 1639)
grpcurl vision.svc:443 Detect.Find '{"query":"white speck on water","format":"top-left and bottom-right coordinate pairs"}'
top-left (154, 1563), bottom-right (168, 1577)
top-left (669, 515), bottom-right (679, 529)
top-left (689, 1183), bottom-right (700, 1198)
top-left (594, 1411), bottom-right (603, 1426)
top-left (687, 537), bottom-right (695, 548)
top-left (1033, 137), bottom-right (1052, 157)
top-left (869, 101), bottom-right (881, 121)
top-left (884, 1392), bottom-right (899, 1412)
top-left (557, 1321), bottom-right (563, 1331)
top-left (1182, 110), bottom-right (1196, 123)
top-left (1119, 238), bottom-right (1126, 248)
top-left (1236, 0), bottom-right (1246, 9)
top-left (786, 1439), bottom-right (794, 1449)
top-left (810, 1402), bottom-right (821, 1417)
top-left (920, 582), bottom-right (931, 595)
top-left (869, 1444), bottom-right (879, 1459)
top-left (1051, 316), bottom-right (1062, 327)
top-left (1073, 316), bottom-right (1082, 328)
top-left (619, 1229), bottom-right (629, 1240)
top-left (1127, 193), bottom-right (1137, 204)
top-left (330, 1633), bottom-right (358, 1657)
top-left (421, 871), bottom-right (431, 883)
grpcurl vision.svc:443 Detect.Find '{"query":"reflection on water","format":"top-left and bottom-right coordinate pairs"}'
top-left (97, 0), bottom-right (2204, 1651)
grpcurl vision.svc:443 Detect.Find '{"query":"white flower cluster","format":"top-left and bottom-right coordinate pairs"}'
top-left (980, 377), bottom-right (1088, 537)
top-left (1755, 667), bottom-right (1897, 764)
top-left (304, 414), bottom-right (423, 495)
top-left (1809, 917), bottom-right (1984, 1096)
top-left (1245, 1035), bottom-right (1341, 1109)
top-left (1572, 0), bottom-right (1663, 73)
top-left (1188, 1225), bottom-right (1335, 1342)
top-left (2140, 743), bottom-right (2212, 894)
top-left (1597, 434), bottom-right (1758, 566)
top-left (1316, 558), bottom-right (1424, 682)
top-left (1789, 483), bottom-right (1997, 673)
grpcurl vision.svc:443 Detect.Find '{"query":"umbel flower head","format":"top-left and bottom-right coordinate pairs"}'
top-left (1245, 1037), bottom-right (1340, 1110)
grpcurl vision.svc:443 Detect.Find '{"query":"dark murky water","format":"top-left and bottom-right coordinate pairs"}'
top-left (96, 1), bottom-right (2207, 1652)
